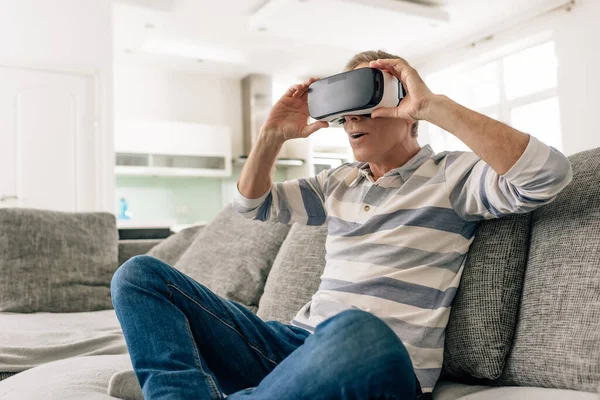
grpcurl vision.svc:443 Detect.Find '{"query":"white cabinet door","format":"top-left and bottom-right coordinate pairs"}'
top-left (0, 66), bottom-right (95, 211)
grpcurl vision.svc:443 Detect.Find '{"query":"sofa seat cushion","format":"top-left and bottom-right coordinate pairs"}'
top-left (0, 209), bottom-right (118, 312)
top-left (433, 380), bottom-right (597, 400)
top-left (0, 354), bottom-right (133, 400)
top-left (497, 147), bottom-right (600, 392)
top-left (0, 310), bottom-right (126, 373)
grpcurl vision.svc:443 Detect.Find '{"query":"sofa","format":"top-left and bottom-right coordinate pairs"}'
top-left (0, 147), bottom-right (598, 400)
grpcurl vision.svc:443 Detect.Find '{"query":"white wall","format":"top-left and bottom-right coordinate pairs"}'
top-left (114, 64), bottom-right (244, 157)
top-left (0, 0), bottom-right (114, 210)
top-left (416, 0), bottom-right (600, 156)
top-left (553, 0), bottom-right (600, 155)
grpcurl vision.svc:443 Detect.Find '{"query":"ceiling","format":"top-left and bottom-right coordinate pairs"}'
top-left (113, 0), bottom-right (569, 78)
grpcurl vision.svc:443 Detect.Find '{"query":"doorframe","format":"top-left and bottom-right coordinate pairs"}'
top-left (0, 59), bottom-right (113, 213)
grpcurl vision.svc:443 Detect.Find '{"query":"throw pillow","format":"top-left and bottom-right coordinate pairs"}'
top-left (174, 205), bottom-right (291, 313)
top-left (0, 208), bottom-right (118, 312)
top-left (257, 223), bottom-right (328, 323)
top-left (497, 147), bottom-right (600, 392)
top-left (442, 212), bottom-right (531, 380)
top-left (146, 224), bottom-right (204, 266)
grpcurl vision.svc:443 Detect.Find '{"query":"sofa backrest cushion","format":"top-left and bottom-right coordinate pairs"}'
top-left (257, 223), bottom-right (328, 323)
top-left (146, 225), bottom-right (204, 266)
top-left (442, 212), bottom-right (531, 380)
top-left (119, 239), bottom-right (163, 267)
top-left (497, 147), bottom-right (600, 392)
top-left (174, 205), bottom-right (291, 313)
top-left (0, 208), bottom-right (118, 312)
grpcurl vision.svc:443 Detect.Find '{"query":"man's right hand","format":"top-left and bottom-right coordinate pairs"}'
top-left (261, 77), bottom-right (329, 142)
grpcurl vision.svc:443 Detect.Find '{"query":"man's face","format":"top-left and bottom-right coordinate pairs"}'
top-left (342, 62), bottom-right (412, 163)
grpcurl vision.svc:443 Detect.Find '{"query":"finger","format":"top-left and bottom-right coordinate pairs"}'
top-left (371, 106), bottom-right (399, 119)
top-left (298, 78), bottom-right (319, 97)
top-left (372, 106), bottom-right (415, 123)
top-left (302, 77), bottom-right (319, 87)
top-left (297, 77), bottom-right (320, 98)
top-left (372, 59), bottom-right (426, 88)
top-left (370, 59), bottom-right (411, 82)
top-left (296, 85), bottom-right (310, 98)
top-left (295, 84), bottom-right (310, 98)
top-left (302, 121), bottom-right (329, 137)
top-left (299, 86), bottom-right (312, 99)
top-left (369, 58), bottom-right (410, 71)
top-left (285, 84), bottom-right (303, 97)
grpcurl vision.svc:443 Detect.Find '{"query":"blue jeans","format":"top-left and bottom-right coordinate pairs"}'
top-left (111, 255), bottom-right (423, 400)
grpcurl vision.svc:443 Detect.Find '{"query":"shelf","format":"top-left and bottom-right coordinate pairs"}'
top-left (233, 157), bottom-right (305, 168)
top-left (114, 120), bottom-right (232, 178)
top-left (115, 166), bottom-right (232, 178)
top-left (311, 151), bottom-right (351, 159)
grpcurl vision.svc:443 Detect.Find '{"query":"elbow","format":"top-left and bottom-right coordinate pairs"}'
top-left (547, 148), bottom-right (573, 187)
top-left (231, 202), bottom-right (258, 220)
top-left (562, 160), bottom-right (574, 188)
top-left (232, 186), bottom-right (273, 221)
top-left (541, 152), bottom-right (573, 197)
top-left (520, 150), bottom-right (573, 200)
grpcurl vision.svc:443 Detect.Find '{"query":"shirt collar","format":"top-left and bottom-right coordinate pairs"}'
top-left (350, 145), bottom-right (434, 187)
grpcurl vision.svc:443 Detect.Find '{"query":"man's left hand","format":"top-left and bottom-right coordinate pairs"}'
top-left (369, 58), bottom-right (435, 122)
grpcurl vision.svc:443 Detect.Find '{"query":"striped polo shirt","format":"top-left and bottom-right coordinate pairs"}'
top-left (233, 135), bottom-right (572, 392)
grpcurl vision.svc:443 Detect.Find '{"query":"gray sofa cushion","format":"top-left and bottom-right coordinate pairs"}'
top-left (174, 205), bottom-right (290, 313)
top-left (442, 213), bottom-right (531, 380)
top-left (0, 354), bottom-right (134, 399)
top-left (257, 223), bottom-right (328, 323)
top-left (0, 209), bottom-right (118, 312)
top-left (146, 225), bottom-right (204, 265)
top-left (118, 239), bottom-right (163, 266)
top-left (432, 380), bottom-right (597, 400)
top-left (0, 310), bottom-right (126, 373)
top-left (498, 147), bottom-right (600, 392)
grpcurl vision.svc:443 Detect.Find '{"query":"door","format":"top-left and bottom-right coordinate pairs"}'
top-left (0, 65), bottom-right (96, 211)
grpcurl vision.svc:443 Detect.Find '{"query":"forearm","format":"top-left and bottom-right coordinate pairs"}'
top-left (238, 130), bottom-right (285, 199)
top-left (425, 95), bottom-right (530, 175)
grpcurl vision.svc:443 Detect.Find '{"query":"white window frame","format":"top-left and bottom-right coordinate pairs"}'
top-left (423, 31), bottom-right (559, 151)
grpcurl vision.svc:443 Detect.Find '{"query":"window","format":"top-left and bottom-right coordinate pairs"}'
top-left (423, 39), bottom-right (561, 152)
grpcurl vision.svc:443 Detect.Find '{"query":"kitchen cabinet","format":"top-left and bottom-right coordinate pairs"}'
top-left (114, 120), bottom-right (232, 178)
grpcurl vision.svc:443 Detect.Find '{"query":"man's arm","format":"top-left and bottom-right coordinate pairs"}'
top-left (234, 77), bottom-right (330, 225)
top-left (440, 135), bottom-right (571, 220)
top-left (237, 133), bottom-right (284, 201)
top-left (424, 96), bottom-right (572, 219)
top-left (369, 58), bottom-right (572, 219)
top-left (424, 96), bottom-right (530, 175)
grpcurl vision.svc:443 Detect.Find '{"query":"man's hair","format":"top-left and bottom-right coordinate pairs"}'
top-left (345, 50), bottom-right (418, 138)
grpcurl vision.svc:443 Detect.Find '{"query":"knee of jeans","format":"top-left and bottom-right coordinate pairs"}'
top-left (321, 309), bottom-right (389, 336)
top-left (316, 310), bottom-right (415, 385)
top-left (111, 255), bottom-right (167, 302)
top-left (319, 310), bottom-right (406, 354)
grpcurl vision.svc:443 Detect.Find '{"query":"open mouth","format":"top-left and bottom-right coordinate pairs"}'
top-left (350, 133), bottom-right (366, 139)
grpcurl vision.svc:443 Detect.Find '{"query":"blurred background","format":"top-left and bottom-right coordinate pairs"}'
top-left (0, 0), bottom-right (597, 236)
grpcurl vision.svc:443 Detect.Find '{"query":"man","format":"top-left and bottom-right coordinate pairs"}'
top-left (111, 50), bottom-right (572, 400)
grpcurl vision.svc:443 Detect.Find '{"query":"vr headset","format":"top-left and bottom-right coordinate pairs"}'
top-left (307, 67), bottom-right (406, 126)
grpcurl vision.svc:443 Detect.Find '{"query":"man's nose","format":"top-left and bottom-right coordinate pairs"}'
top-left (344, 115), bottom-right (363, 122)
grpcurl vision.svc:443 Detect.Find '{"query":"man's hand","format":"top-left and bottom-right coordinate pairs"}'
top-left (368, 58), bottom-right (435, 122)
top-left (262, 77), bottom-right (329, 142)
top-left (238, 78), bottom-right (328, 200)
top-left (368, 59), bottom-right (531, 175)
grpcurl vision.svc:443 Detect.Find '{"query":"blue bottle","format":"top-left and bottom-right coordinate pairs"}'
top-left (118, 198), bottom-right (131, 220)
